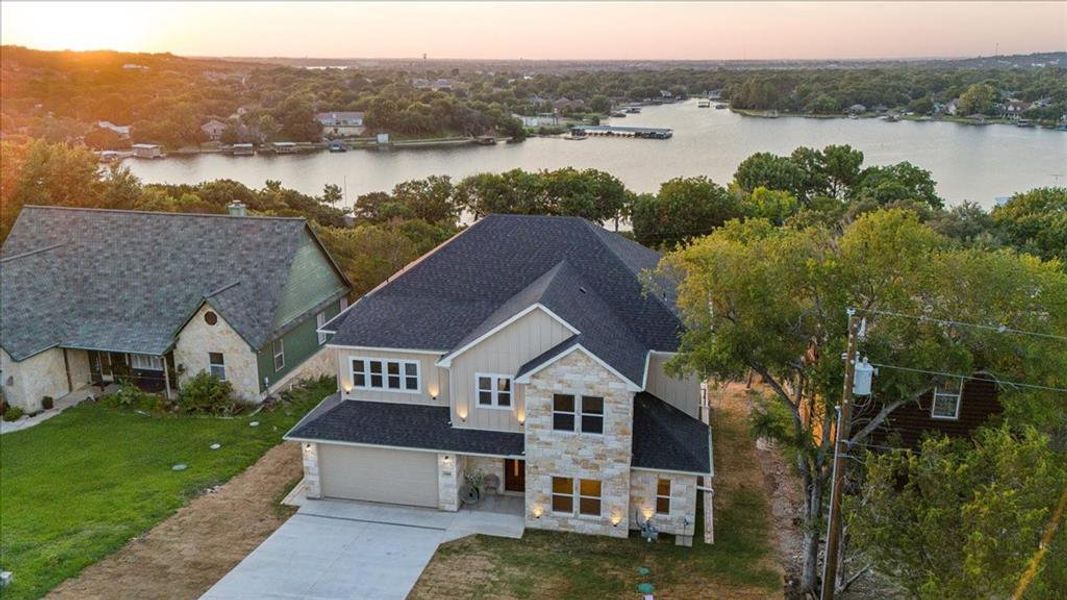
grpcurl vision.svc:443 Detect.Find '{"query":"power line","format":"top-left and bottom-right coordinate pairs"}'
top-left (868, 362), bottom-right (1067, 394)
top-left (854, 307), bottom-right (1067, 342)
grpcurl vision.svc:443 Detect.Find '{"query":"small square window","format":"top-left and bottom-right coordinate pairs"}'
top-left (656, 478), bottom-right (672, 514)
top-left (476, 374), bottom-right (512, 407)
top-left (932, 379), bottom-right (963, 420)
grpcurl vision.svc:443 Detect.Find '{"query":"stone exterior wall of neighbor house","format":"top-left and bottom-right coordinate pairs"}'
top-left (437, 453), bottom-right (462, 511)
top-left (466, 456), bottom-right (506, 496)
top-left (174, 305), bottom-right (261, 403)
top-left (302, 442), bottom-right (321, 499)
top-left (524, 350), bottom-right (633, 538)
top-left (629, 470), bottom-right (699, 545)
top-left (66, 349), bottom-right (92, 392)
top-left (0, 346), bottom-right (70, 412)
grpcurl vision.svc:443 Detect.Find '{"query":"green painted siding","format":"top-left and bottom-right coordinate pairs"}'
top-left (272, 232), bottom-right (348, 331)
top-left (256, 300), bottom-right (341, 391)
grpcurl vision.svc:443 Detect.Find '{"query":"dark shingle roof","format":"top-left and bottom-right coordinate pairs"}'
top-left (285, 395), bottom-right (525, 456)
top-left (632, 392), bottom-right (711, 474)
top-left (330, 215), bottom-right (683, 385)
top-left (0, 206), bottom-right (342, 359)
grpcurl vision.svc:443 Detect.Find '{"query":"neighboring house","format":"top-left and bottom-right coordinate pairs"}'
top-left (863, 375), bottom-right (1001, 449)
top-left (201, 118), bottom-right (229, 141)
top-left (0, 205), bottom-right (350, 412)
top-left (847, 103), bottom-right (867, 114)
top-left (287, 215), bottom-right (712, 545)
top-left (315, 112), bottom-right (365, 137)
top-left (96, 120), bottom-right (131, 138)
top-left (512, 113), bottom-right (560, 128)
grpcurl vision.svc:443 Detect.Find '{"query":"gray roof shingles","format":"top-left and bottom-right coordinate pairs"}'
top-left (286, 394), bottom-right (525, 457)
top-left (0, 206), bottom-right (336, 360)
top-left (331, 214), bottom-right (683, 384)
top-left (632, 392), bottom-right (711, 473)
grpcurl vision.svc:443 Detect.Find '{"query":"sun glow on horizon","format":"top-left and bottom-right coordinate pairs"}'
top-left (3, 2), bottom-right (163, 53)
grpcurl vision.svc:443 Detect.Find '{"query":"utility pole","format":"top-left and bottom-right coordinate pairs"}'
top-left (821, 308), bottom-right (860, 600)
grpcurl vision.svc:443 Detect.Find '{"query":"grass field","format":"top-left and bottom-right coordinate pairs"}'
top-left (0, 377), bottom-right (333, 600)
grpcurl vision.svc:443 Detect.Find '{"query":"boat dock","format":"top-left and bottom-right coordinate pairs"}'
top-left (570, 125), bottom-right (673, 139)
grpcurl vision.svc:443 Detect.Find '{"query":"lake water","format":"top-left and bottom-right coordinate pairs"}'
top-left (126, 100), bottom-right (1067, 208)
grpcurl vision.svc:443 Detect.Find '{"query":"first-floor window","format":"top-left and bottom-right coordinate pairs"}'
top-left (476, 374), bottom-right (512, 407)
top-left (551, 477), bottom-right (573, 514)
top-left (656, 478), bottom-right (672, 514)
top-left (129, 353), bottom-right (163, 371)
top-left (316, 311), bottom-right (328, 344)
top-left (551, 477), bottom-right (602, 517)
top-left (273, 339), bottom-right (285, 371)
top-left (931, 379), bottom-right (963, 420)
top-left (351, 357), bottom-right (419, 392)
top-left (578, 479), bottom-right (602, 516)
top-left (209, 352), bottom-right (226, 380)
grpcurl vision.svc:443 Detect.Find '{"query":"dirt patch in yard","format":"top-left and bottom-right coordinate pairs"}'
top-left (47, 443), bottom-right (301, 600)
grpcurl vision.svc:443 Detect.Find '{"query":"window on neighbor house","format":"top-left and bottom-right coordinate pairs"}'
top-left (273, 339), bottom-right (285, 371)
top-left (551, 477), bottom-right (574, 514)
top-left (209, 353), bottom-right (226, 380)
top-left (316, 311), bottom-right (328, 344)
top-left (553, 394), bottom-right (575, 431)
top-left (476, 374), bottom-right (512, 408)
top-left (129, 353), bottom-right (163, 371)
top-left (351, 358), bottom-right (419, 392)
top-left (931, 378), bottom-right (963, 420)
top-left (581, 396), bottom-right (604, 434)
top-left (578, 479), bottom-right (602, 516)
top-left (656, 478), bottom-right (672, 514)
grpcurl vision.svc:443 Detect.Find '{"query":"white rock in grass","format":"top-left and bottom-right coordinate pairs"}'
top-left (210, 443), bottom-right (221, 450)
top-left (172, 463), bottom-right (188, 471)
top-left (249, 421), bottom-right (260, 427)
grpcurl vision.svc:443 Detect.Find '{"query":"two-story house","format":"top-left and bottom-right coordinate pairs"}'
top-left (286, 215), bottom-right (712, 545)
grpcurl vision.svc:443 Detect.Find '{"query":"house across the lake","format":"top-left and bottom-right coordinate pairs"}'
top-left (287, 214), bottom-right (712, 545)
top-left (0, 204), bottom-right (351, 412)
top-left (315, 111), bottom-right (365, 138)
top-left (201, 118), bottom-right (228, 141)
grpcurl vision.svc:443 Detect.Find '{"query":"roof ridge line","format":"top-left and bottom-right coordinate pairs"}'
top-left (0, 242), bottom-right (66, 263)
top-left (20, 205), bottom-right (307, 221)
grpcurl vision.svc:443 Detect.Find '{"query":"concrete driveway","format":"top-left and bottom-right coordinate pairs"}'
top-left (201, 498), bottom-right (523, 600)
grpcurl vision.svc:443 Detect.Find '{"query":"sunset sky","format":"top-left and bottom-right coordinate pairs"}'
top-left (1, 1), bottom-right (1064, 60)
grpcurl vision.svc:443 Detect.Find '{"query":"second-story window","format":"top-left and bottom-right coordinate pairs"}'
top-left (476, 374), bottom-right (512, 408)
top-left (931, 378), bottom-right (963, 420)
top-left (351, 358), bottom-right (420, 392)
top-left (553, 393), bottom-right (604, 434)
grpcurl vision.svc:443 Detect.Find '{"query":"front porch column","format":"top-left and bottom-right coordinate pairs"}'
top-left (438, 453), bottom-right (461, 512)
top-left (302, 443), bottom-right (321, 499)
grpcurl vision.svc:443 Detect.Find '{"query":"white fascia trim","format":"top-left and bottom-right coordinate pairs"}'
top-left (632, 465), bottom-right (712, 477)
top-left (436, 303), bottom-right (580, 368)
top-left (641, 349), bottom-right (681, 390)
top-left (514, 343), bottom-right (642, 391)
top-left (326, 344), bottom-right (447, 355)
top-left (283, 436), bottom-right (524, 460)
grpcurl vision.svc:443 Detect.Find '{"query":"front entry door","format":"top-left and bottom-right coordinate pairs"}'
top-left (504, 459), bottom-right (525, 492)
top-left (91, 351), bottom-right (114, 383)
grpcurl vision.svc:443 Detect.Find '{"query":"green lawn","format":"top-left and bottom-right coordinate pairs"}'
top-left (0, 377), bottom-right (334, 600)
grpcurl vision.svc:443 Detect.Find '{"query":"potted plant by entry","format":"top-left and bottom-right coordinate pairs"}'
top-left (460, 470), bottom-right (487, 505)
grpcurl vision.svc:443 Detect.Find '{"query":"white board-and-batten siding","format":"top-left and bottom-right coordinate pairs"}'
top-left (645, 353), bottom-right (702, 419)
top-left (336, 348), bottom-right (449, 406)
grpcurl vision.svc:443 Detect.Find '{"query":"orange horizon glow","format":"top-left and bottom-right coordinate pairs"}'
top-left (1, 1), bottom-right (1064, 61)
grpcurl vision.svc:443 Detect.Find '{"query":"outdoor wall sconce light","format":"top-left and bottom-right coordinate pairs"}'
top-left (532, 505), bottom-right (544, 519)
top-left (611, 513), bottom-right (622, 527)
top-left (642, 507), bottom-right (655, 521)
top-left (457, 406), bottom-right (468, 422)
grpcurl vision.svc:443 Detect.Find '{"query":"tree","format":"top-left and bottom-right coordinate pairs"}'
top-left (991, 187), bottom-right (1067, 265)
top-left (929, 201), bottom-right (1003, 249)
top-left (853, 162), bottom-right (943, 209)
top-left (312, 225), bottom-right (419, 296)
top-left (733, 152), bottom-right (808, 201)
top-left (851, 425), bottom-right (1066, 599)
top-left (2, 140), bottom-right (104, 239)
top-left (738, 187), bottom-right (798, 225)
top-left (957, 82), bottom-right (998, 116)
top-left (390, 175), bottom-right (459, 224)
top-left (660, 209), bottom-right (1067, 594)
top-left (630, 176), bottom-right (740, 248)
top-left (589, 95), bottom-right (612, 114)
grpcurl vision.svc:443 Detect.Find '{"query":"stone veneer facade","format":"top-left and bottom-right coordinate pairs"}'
top-left (301, 442), bottom-right (321, 499)
top-left (629, 470), bottom-right (699, 546)
top-left (437, 453), bottom-right (462, 511)
top-left (524, 350), bottom-right (634, 538)
top-left (174, 304), bottom-right (261, 403)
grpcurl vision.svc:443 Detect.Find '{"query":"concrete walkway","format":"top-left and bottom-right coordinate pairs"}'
top-left (0, 385), bottom-right (110, 435)
top-left (201, 498), bottom-right (524, 600)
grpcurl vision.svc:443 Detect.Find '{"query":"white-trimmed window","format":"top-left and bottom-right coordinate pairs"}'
top-left (931, 379), bottom-right (963, 420)
top-left (476, 373), bottom-right (512, 408)
top-left (656, 478), bottom-right (672, 514)
top-left (351, 358), bottom-right (420, 392)
top-left (129, 353), bottom-right (163, 371)
top-left (552, 393), bottom-right (603, 434)
top-left (209, 352), bottom-right (226, 380)
top-left (273, 339), bottom-right (285, 371)
top-left (550, 476), bottom-right (601, 516)
top-left (316, 311), bottom-right (328, 344)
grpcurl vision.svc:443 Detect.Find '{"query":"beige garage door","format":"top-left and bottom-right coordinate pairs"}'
top-left (318, 444), bottom-right (439, 507)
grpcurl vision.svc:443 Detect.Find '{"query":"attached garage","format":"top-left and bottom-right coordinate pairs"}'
top-left (318, 444), bottom-right (439, 508)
